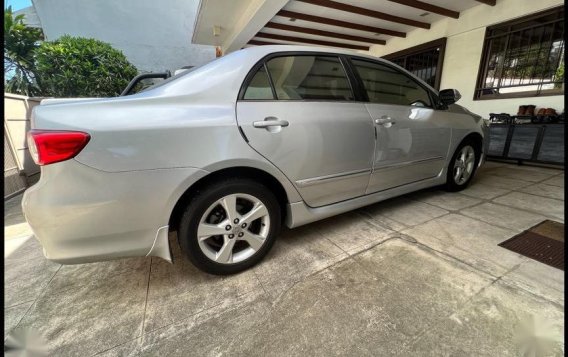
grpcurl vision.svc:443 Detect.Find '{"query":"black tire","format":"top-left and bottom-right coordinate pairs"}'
top-left (445, 139), bottom-right (480, 192)
top-left (178, 178), bottom-right (281, 275)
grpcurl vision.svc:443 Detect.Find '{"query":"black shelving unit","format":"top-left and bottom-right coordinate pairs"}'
top-left (488, 123), bottom-right (564, 165)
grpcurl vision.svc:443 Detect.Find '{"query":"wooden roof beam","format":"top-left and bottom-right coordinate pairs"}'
top-left (265, 22), bottom-right (386, 45)
top-left (255, 32), bottom-right (370, 50)
top-left (474, 0), bottom-right (496, 5)
top-left (387, 0), bottom-right (459, 19)
top-left (248, 40), bottom-right (282, 46)
top-left (277, 10), bottom-right (406, 37)
top-left (296, 0), bottom-right (431, 29)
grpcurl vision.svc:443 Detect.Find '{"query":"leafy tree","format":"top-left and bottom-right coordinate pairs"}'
top-left (554, 63), bottom-right (564, 88)
top-left (4, 6), bottom-right (44, 96)
top-left (34, 36), bottom-right (138, 97)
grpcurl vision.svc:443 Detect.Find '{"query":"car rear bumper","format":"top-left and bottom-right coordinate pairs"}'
top-left (22, 159), bottom-right (208, 264)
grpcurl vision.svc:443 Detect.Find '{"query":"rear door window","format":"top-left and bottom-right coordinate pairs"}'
top-left (243, 65), bottom-right (275, 100)
top-left (265, 55), bottom-right (354, 101)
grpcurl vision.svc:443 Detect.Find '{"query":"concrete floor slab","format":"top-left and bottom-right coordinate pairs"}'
top-left (355, 206), bottom-right (408, 232)
top-left (409, 281), bottom-right (564, 356)
top-left (310, 211), bottom-right (394, 255)
top-left (484, 166), bottom-right (558, 182)
top-left (4, 194), bottom-right (26, 227)
top-left (101, 238), bottom-right (562, 357)
top-left (481, 161), bottom-right (506, 169)
top-left (494, 192), bottom-right (564, 221)
top-left (461, 202), bottom-right (549, 232)
top-left (353, 239), bottom-right (493, 335)
top-left (519, 183), bottom-right (565, 200)
top-left (503, 164), bottom-right (562, 174)
top-left (251, 225), bottom-right (348, 297)
top-left (17, 263), bottom-right (150, 356)
top-left (99, 248), bottom-right (446, 356)
top-left (460, 182), bottom-right (511, 200)
top-left (542, 174), bottom-right (564, 187)
top-left (410, 190), bottom-right (483, 211)
top-left (471, 174), bottom-right (533, 190)
top-left (362, 197), bottom-right (449, 227)
top-left (3, 162), bottom-right (564, 355)
top-left (5, 235), bottom-right (44, 260)
top-left (143, 237), bottom-right (262, 333)
top-left (4, 301), bottom-right (33, 338)
top-left (53, 257), bottom-right (151, 291)
top-left (500, 258), bottom-right (565, 306)
top-left (402, 214), bottom-right (524, 277)
top-left (4, 255), bottom-right (60, 308)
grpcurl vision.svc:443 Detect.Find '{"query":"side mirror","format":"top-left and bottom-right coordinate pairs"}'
top-left (439, 89), bottom-right (461, 105)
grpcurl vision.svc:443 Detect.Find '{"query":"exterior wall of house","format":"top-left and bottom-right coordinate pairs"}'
top-left (369, 0), bottom-right (564, 118)
top-left (29, 0), bottom-right (217, 73)
top-left (4, 93), bottom-right (42, 198)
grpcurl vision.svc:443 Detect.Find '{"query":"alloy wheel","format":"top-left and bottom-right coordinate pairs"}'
top-left (453, 145), bottom-right (476, 185)
top-left (197, 193), bottom-right (270, 264)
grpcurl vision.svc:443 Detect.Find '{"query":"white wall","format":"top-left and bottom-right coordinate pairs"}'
top-left (31, 0), bottom-right (216, 73)
top-left (369, 0), bottom-right (564, 118)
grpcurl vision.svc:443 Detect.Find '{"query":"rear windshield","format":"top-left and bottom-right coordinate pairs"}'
top-left (139, 66), bottom-right (199, 92)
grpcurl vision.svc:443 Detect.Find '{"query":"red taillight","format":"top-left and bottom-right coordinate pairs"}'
top-left (27, 130), bottom-right (91, 165)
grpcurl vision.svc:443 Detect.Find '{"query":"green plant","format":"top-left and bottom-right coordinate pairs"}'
top-left (554, 63), bottom-right (564, 89)
top-left (4, 6), bottom-right (44, 96)
top-left (35, 36), bottom-right (138, 97)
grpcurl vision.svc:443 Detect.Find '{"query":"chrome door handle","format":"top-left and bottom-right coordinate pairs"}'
top-left (375, 116), bottom-right (395, 125)
top-left (253, 117), bottom-right (289, 128)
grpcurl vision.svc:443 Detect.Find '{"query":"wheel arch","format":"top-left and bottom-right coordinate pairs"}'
top-left (168, 166), bottom-right (292, 232)
top-left (461, 132), bottom-right (483, 154)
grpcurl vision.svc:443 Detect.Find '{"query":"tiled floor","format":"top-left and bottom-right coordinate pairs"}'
top-left (4, 161), bottom-right (565, 356)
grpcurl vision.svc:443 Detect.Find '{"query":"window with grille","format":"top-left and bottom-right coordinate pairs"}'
top-left (475, 6), bottom-right (564, 100)
top-left (383, 38), bottom-right (446, 90)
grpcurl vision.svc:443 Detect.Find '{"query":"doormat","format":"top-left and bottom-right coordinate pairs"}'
top-left (499, 220), bottom-right (564, 270)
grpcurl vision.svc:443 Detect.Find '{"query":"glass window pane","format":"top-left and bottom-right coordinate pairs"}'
top-left (243, 66), bottom-right (274, 100)
top-left (265, 56), bottom-right (354, 101)
top-left (352, 59), bottom-right (432, 107)
top-left (477, 6), bottom-right (564, 98)
top-left (399, 48), bottom-right (440, 88)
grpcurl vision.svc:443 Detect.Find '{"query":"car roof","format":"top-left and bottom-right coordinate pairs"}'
top-left (137, 44), bottom-right (437, 102)
top-left (237, 44), bottom-right (385, 63)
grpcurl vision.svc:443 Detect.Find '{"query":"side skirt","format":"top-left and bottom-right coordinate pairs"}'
top-left (285, 173), bottom-right (446, 228)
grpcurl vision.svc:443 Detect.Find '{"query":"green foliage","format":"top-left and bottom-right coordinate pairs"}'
top-left (4, 6), bottom-right (44, 96)
top-left (4, 9), bottom-right (138, 98)
top-left (35, 36), bottom-right (138, 97)
top-left (554, 63), bottom-right (564, 88)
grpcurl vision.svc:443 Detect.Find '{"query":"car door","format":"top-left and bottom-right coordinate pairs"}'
top-left (349, 58), bottom-right (451, 194)
top-left (236, 54), bottom-right (375, 207)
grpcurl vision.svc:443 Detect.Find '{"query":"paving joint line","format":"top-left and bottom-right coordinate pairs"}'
top-left (140, 257), bottom-right (153, 338)
top-left (405, 260), bottom-right (528, 348)
top-left (134, 288), bottom-right (271, 348)
top-left (4, 299), bottom-right (36, 310)
top-left (13, 264), bottom-right (62, 332)
top-left (394, 234), bottom-right (498, 280)
top-left (252, 270), bottom-right (268, 296)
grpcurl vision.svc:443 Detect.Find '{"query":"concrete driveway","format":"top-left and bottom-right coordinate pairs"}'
top-left (4, 161), bottom-right (565, 356)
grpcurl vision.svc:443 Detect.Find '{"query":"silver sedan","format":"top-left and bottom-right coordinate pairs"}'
top-left (23, 45), bottom-right (488, 275)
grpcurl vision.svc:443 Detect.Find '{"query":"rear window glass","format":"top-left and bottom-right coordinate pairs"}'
top-left (265, 56), bottom-right (354, 101)
top-left (243, 66), bottom-right (275, 100)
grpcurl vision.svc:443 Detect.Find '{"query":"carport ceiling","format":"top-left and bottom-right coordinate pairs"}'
top-left (247, 0), bottom-right (496, 51)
